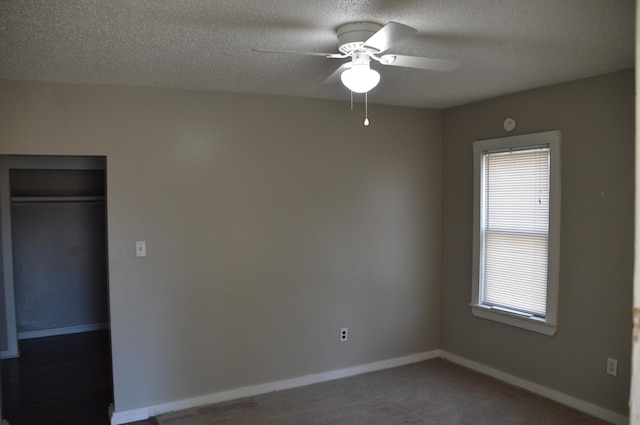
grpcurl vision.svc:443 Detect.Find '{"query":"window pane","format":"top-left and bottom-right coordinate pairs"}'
top-left (484, 231), bottom-right (548, 315)
top-left (485, 149), bottom-right (549, 234)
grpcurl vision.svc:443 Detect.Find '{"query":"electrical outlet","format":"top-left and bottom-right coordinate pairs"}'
top-left (340, 328), bottom-right (348, 342)
top-left (606, 358), bottom-right (617, 376)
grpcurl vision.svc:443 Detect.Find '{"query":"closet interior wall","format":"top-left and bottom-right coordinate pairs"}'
top-left (11, 168), bottom-right (108, 339)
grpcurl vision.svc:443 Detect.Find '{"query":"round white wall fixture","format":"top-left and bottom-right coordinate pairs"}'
top-left (503, 117), bottom-right (517, 132)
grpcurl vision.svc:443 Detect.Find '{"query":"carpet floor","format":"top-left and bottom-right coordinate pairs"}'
top-left (156, 358), bottom-right (611, 425)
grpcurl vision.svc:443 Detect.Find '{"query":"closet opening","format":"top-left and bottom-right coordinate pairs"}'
top-left (0, 155), bottom-right (113, 425)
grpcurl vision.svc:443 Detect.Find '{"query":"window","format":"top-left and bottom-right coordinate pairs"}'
top-left (471, 130), bottom-right (560, 336)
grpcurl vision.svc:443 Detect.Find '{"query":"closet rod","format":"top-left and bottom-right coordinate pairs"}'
top-left (11, 196), bottom-right (105, 205)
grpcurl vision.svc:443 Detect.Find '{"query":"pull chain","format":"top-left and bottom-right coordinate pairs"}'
top-left (364, 92), bottom-right (370, 126)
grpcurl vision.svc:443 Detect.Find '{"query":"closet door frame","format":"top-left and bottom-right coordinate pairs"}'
top-left (0, 155), bottom-right (106, 359)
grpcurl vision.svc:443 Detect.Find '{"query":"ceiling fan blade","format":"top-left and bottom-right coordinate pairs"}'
top-left (324, 63), bottom-right (351, 84)
top-left (253, 48), bottom-right (345, 58)
top-left (380, 54), bottom-right (460, 72)
top-left (363, 22), bottom-right (417, 53)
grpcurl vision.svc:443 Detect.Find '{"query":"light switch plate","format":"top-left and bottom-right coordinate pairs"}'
top-left (136, 241), bottom-right (146, 257)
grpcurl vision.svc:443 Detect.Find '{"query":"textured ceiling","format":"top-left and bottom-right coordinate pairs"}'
top-left (0, 0), bottom-right (634, 109)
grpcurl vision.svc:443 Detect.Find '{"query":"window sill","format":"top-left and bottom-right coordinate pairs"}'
top-left (470, 304), bottom-right (558, 336)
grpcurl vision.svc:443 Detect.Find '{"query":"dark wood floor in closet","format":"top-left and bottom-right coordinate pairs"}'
top-left (1, 330), bottom-right (131, 425)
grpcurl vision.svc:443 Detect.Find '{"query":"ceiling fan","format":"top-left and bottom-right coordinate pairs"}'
top-left (254, 21), bottom-right (461, 94)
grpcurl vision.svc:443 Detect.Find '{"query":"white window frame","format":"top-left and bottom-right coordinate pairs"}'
top-left (471, 130), bottom-right (561, 336)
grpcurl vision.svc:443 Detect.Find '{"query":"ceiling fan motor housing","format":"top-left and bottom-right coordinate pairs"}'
top-left (337, 22), bottom-right (382, 54)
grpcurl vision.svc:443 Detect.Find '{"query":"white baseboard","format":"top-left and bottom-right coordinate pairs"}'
top-left (110, 349), bottom-right (628, 425)
top-left (0, 349), bottom-right (19, 360)
top-left (440, 350), bottom-right (628, 425)
top-left (18, 322), bottom-right (109, 340)
top-left (109, 350), bottom-right (440, 424)
top-left (109, 404), bottom-right (148, 425)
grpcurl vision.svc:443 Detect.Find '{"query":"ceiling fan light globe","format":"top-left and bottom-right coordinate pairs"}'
top-left (340, 66), bottom-right (380, 93)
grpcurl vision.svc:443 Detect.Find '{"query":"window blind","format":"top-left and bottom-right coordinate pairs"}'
top-left (482, 147), bottom-right (550, 316)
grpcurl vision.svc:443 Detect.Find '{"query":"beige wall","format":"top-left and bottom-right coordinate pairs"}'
top-left (0, 80), bottom-right (443, 411)
top-left (441, 69), bottom-right (634, 415)
top-left (0, 70), bottom-right (633, 416)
